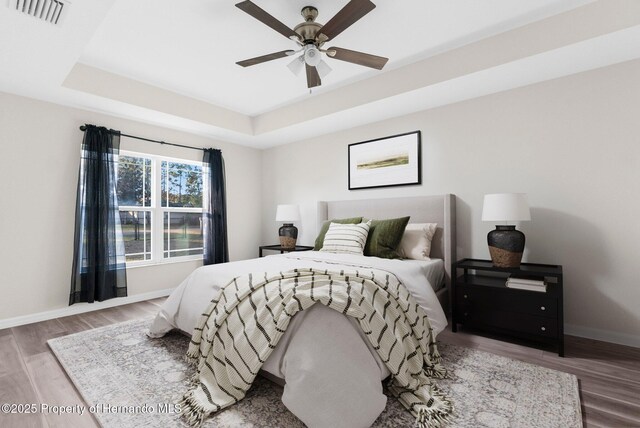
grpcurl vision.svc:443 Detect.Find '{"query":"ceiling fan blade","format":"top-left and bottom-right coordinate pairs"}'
top-left (306, 64), bottom-right (321, 88)
top-left (236, 50), bottom-right (295, 67)
top-left (235, 1), bottom-right (299, 40)
top-left (316, 0), bottom-right (376, 43)
top-left (327, 47), bottom-right (388, 70)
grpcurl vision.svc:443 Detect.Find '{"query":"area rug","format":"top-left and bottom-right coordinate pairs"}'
top-left (48, 318), bottom-right (582, 428)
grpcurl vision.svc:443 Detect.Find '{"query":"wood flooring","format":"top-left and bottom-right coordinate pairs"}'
top-left (0, 298), bottom-right (638, 427)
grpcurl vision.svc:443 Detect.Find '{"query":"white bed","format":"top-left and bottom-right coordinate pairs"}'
top-left (149, 194), bottom-right (456, 427)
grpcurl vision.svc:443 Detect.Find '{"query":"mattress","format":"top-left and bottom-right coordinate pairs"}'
top-left (403, 257), bottom-right (445, 292)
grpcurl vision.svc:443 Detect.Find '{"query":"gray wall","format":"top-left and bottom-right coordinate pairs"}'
top-left (0, 92), bottom-right (262, 320)
top-left (261, 59), bottom-right (640, 346)
top-left (1, 58), bottom-right (638, 347)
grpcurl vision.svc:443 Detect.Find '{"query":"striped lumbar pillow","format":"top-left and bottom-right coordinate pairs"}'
top-left (314, 217), bottom-right (363, 250)
top-left (320, 221), bottom-right (370, 255)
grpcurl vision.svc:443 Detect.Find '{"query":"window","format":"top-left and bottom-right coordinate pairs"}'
top-left (117, 155), bottom-right (152, 262)
top-left (161, 161), bottom-right (203, 259)
top-left (116, 151), bottom-right (204, 265)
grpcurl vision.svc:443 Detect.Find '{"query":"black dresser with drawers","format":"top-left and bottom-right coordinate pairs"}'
top-left (452, 258), bottom-right (564, 356)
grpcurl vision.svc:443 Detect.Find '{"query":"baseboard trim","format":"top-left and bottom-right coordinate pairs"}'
top-left (565, 323), bottom-right (640, 348)
top-left (2, 293), bottom-right (638, 349)
top-left (0, 289), bottom-right (173, 330)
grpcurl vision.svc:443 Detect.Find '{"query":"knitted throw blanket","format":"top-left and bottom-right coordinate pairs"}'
top-left (181, 268), bottom-right (453, 427)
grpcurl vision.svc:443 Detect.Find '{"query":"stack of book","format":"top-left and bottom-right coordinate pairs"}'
top-left (506, 275), bottom-right (547, 292)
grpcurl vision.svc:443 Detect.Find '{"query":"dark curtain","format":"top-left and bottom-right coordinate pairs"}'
top-left (202, 148), bottom-right (229, 265)
top-left (70, 125), bottom-right (127, 304)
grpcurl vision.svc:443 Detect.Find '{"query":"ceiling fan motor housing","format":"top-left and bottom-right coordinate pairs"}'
top-left (294, 6), bottom-right (323, 45)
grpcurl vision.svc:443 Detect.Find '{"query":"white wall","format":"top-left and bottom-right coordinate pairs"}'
top-left (0, 92), bottom-right (262, 321)
top-left (261, 59), bottom-right (640, 346)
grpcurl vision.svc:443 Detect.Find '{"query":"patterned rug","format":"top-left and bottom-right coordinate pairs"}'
top-left (48, 318), bottom-right (582, 428)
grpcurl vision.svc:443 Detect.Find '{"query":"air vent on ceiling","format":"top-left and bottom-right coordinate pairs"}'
top-left (8, 0), bottom-right (69, 25)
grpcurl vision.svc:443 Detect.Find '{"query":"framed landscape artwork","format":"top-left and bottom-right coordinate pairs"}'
top-left (348, 131), bottom-right (422, 190)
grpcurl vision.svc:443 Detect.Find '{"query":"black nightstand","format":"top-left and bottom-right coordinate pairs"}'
top-left (259, 244), bottom-right (314, 257)
top-left (452, 258), bottom-right (564, 356)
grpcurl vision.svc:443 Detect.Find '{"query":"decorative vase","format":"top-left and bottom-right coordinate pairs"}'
top-left (279, 223), bottom-right (298, 250)
top-left (487, 225), bottom-right (525, 268)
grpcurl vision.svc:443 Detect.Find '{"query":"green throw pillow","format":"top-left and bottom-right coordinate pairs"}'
top-left (364, 216), bottom-right (411, 259)
top-left (314, 217), bottom-right (363, 250)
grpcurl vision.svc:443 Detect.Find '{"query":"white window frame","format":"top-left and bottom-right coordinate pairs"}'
top-left (119, 150), bottom-right (204, 267)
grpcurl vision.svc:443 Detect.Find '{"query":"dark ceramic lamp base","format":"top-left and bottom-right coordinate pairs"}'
top-left (488, 225), bottom-right (525, 268)
top-left (279, 223), bottom-right (298, 250)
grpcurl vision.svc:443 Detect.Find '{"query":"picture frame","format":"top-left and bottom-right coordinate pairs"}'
top-left (348, 131), bottom-right (422, 190)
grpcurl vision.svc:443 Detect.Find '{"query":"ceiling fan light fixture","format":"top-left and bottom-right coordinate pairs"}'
top-left (287, 55), bottom-right (305, 76)
top-left (304, 45), bottom-right (322, 67)
top-left (316, 59), bottom-right (332, 79)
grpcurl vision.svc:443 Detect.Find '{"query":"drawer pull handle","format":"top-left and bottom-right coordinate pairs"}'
top-left (540, 306), bottom-right (546, 311)
top-left (464, 294), bottom-right (468, 299)
top-left (541, 326), bottom-right (546, 331)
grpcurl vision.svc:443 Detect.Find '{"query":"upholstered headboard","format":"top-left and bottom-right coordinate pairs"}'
top-left (317, 194), bottom-right (456, 312)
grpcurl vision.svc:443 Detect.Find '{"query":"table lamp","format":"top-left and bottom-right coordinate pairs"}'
top-left (482, 193), bottom-right (531, 268)
top-left (276, 204), bottom-right (301, 250)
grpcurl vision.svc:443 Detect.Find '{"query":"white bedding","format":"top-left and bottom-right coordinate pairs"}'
top-left (417, 256), bottom-right (445, 292)
top-left (149, 251), bottom-right (447, 427)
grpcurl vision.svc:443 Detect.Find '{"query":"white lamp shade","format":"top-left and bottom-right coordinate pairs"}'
top-left (276, 204), bottom-right (300, 222)
top-left (316, 59), bottom-right (332, 79)
top-left (287, 55), bottom-right (304, 76)
top-left (482, 193), bottom-right (531, 222)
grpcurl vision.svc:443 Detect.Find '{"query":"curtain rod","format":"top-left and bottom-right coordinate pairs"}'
top-left (79, 125), bottom-right (207, 152)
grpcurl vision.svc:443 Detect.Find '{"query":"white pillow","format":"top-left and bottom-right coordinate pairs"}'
top-left (320, 222), bottom-right (370, 255)
top-left (398, 223), bottom-right (437, 260)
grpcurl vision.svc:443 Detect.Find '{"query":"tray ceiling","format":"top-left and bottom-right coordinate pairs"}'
top-left (2, 0), bottom-right (640, 147)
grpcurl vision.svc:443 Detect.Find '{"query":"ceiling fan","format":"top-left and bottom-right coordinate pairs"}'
top-left (235, 0), bottom-right (389, 89)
